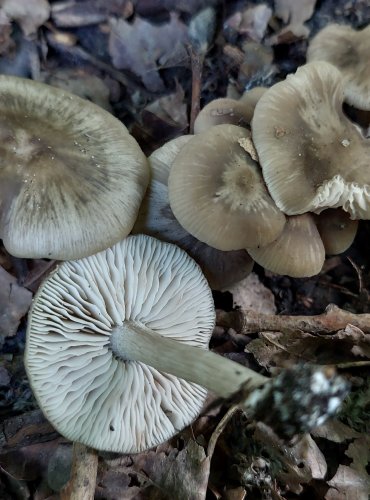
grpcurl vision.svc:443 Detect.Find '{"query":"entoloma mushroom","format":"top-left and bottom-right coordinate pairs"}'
top-left (0, 75), bottom-right (149, 260)
top-left (133, 135), bottom-right (254, 289)
top-left (168, 124), bottom-right (286, 251)
top-left (26, 235), bottom-right (348, 456)
top-left (252, 61), bottom-right (370, 219)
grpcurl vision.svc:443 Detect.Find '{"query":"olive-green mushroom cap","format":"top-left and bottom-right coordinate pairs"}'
top-left (0, 75), bottom-right (149, 259)
top-left (194, 98), bottom-right (255, 134)
top-left (248, 214), bottom-right (325, 278)
top-left (168, 124), bottom-right (286, 251)
top-left (134, 136), bottom-right (254, 289)
top-left (307, 24), bottom-right (370, 110)
top-left (314, 208), bottom-right (358, 255)
top-left (252, 61), bottom-right (370, 219)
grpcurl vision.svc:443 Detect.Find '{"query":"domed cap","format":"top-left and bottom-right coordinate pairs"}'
top-left (25, 235), bottom-right (214, 454)
top-left (0, 75), bottom-right (149, 259)
top-left (314, 208), bottom-right (358, 255)
top-left (248, 214), bottom-right (325, 278)
top-left (168, 124), bottom-right (286, 251)
top-left (133, 136), bottom-right (254, 289)
top-left (194, 97), bottom-right (256, 134)
top-left (252, 61), bottom-right (370, 219)
top-left (307, 24), bottom-right (370, 110)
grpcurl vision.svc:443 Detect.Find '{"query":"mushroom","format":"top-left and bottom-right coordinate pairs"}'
top-left (25, 234), bottom-right (266, 454)
top-left (194, 97), bottom-right (255, 134)
top-left (251, 61), bottom-right (370, 219)
top-left (168, 124), bottom-right (286, 251)
top-left (307, 24), bottom-right (370, 110)
top-left (314, 208), bottom-right (359, 255)
top-left (248, 214), bottom-right (325, 277)
top-left (0, 75), bottom-right (149, 259)
top-left (133, 135), bottom-right (254, 289)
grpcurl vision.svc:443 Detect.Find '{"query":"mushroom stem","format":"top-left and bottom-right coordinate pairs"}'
top-left (110, 321), bottom-right (350, 438)
top-left (110, 321), bottom-right (267, 399)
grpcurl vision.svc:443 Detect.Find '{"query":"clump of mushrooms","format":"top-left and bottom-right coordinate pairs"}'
top-left (0, 75), bottom-right (149, 260)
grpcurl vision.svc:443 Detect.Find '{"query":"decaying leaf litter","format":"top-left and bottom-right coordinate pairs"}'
top-left (0, 0), bottom-right (369, 498)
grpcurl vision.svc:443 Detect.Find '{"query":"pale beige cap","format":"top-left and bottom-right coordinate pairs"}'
top-left (248, 214), bottom-right (325, 278)
top-left (168, 124), bottom-right (286, 251)
top-left (252, 61), bottom-right (370, 219)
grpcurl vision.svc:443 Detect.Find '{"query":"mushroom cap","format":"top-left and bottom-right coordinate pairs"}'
top-left (0, 75), bottom-right (149, 259)
top-left (133, 136), bottom-right (254, 289)
top-left (193, 98), bottom-right (255, 134)
top-left (239, 86), bottom-right (267, 109)
top-left (168, 124), bottom-right (286, 251)
top-left (307, 24), bottom-right (370, 110)
top-left (314, 208), bottom-right (359, 255)
top-left (252, 61), bottom-right (370, 219)
top-left (25, 235), bottom-right (214, 454)
top-left (248, 213), bottom-right (325, 278)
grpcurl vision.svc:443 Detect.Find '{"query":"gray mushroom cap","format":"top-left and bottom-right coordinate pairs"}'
top-left (252, 61), bottom-right (370, 219)
top-left (168, 124), bottom-right (286, 251)
top-left (307, 24), bottom-right (370, 110)
top-left (133, 136), bottom-right (254, 289)
top-left (0, 75), bottom-right (149, 259)
top-left (25, 235), bottom-right (214, 454)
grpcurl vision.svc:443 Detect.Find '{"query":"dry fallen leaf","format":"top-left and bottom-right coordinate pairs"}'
top-left (269, 0), bottom-right (317, 44)
top-left (144, 84), bottom-right (188, 131)
top-left (225, 5), bottom-right (272, 42)
top-left (325, 464), bottom-right (370, 500)
top-left (109, 13), bottom-right (188, 92)
top-left (225, 272), bottom-right (276, 314)
top-left (246, 326), bottom-right (370, 369)
top-left (0, 266), bottom-right (32, 343)
top-left (312, 419), bottom-right (360, 443)
top-left (1, 0), bottom-right (50, 36)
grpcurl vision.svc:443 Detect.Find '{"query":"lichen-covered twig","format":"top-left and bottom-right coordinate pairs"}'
top-left (217, 304), bottom-right (370, 335)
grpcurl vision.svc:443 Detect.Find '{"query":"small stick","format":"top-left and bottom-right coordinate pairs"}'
top-left (217, 304), bottom-right (370, 335)
top-left (188, 45), bottom-right (204, 133)
top-left (61, 443), bottom-right (98, 500)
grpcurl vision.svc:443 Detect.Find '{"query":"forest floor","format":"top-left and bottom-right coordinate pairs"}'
top-left (0, 0), bottom-right (369, 499)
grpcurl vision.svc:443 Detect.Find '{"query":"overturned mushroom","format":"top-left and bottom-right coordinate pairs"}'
top-left (26, 235), bottom-right (348, 456)
top-left (133, 135), bottom-right (254, 289)
top-left (168, 124), bottom-right (286, 251)
top-left (248, 213), bottom-right (325, 278)
top-left (252, 61), bottom-right (370, 219)
top-left (0, 75), bottom-right (149, 259)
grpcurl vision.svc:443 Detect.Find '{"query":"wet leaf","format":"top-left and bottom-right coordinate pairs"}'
top-left (0, 266), bottom-right (32, 344)
top-left (109, 13), bottom-right (188, 92)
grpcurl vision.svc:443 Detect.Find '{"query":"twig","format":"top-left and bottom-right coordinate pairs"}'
top-left (61, 443), bottom-right (98, 500)
top-left (217, 304), bottom-right (370, 335)
top-left (188, 45), bottom-right (204, 133)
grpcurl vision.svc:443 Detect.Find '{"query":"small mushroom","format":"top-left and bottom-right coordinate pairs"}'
top-left (133, 135), bottom-right (254, 289)
top-left (26, 235), bottom-right (266, 453)
top-left (193, 97), bottom-right (254, 134)
top-left (314, 208), bottom-right (359, 255)
top-left (0, 75), bottom-right (149, 259)
top-left (248, 214), bottom-right (325, 277)
top-left (252, 61), bottom-right (370, 219)
top-left (307, 24), bottom-right (370, 110)
top-left (168, 124), bottom-right (286, 251)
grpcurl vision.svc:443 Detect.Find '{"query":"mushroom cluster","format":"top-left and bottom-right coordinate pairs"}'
top-left (137, 24), bottom-right (368, 279)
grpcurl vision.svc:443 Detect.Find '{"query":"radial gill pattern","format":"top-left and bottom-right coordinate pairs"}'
top-left (26, 235), bottom-right (215, 453)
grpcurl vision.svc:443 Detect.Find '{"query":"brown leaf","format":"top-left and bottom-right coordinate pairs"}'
top-left (312, 419), bottom-right (360, 443)
top-left (345, 436), bottom-right (370, 473)
top-left (109, 13), bottom-right (188, 92)
top-left (225, 272), bottom-right (276, 314)
top-left (246, 327), bottom-right (370, 370)
top-left (1, 0), bottom-right (50, 36)
top-left (325, 465), bottom-right (370, 500)
top-left (0, 266), bottom-right (32, 343)
top-left (144, 85), bottom-right (188, 130)
top-left (274, 0), bottom-right (316, 24)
